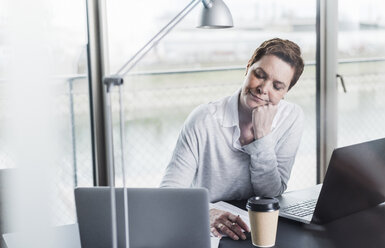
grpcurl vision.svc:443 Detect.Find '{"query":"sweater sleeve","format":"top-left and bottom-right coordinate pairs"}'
top-left (159, 111), bottom-right (200, 188)
top-left (243, 106), bottom-right (304, 197)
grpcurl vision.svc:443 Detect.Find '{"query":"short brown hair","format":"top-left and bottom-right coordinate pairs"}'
top-left (247, 38), bottom-right (304, 90)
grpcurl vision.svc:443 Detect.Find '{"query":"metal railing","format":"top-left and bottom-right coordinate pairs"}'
top-left (55, 56), bottom-right (385, 187)
top-left (54, 57), bottom-right (385, 80)
top-left (1, 57), bottom-right (385, 225)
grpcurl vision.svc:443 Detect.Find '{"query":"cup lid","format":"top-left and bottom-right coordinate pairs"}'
top-left (246, 196), bottom-right (280, 212)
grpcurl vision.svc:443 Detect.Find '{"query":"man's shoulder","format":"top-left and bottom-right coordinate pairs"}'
top-left (275, 100), bottom-right (304, 131)
top-left (278, 100), bottom-right (304, 118)
top-left (184, 94), bottom-right (231, 129)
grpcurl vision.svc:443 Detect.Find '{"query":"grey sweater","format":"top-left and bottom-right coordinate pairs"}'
top-left (160, 89), bottom-right (304, 203)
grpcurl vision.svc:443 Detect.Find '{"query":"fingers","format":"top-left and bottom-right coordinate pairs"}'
top-left (216, 223), bottom-right (240, 240)
top-left (209, 209), bottom-right (248, 241)
top-left (252, 103), bottom-right (278, 112)
top-left (210, 226), bottom-right (222, 239)
top-left (252, 103), bottom-right (278, 139)
top-left (229, 214), bottom-right (250, 233)
top-left (223, 219), bottom-right (246, 240)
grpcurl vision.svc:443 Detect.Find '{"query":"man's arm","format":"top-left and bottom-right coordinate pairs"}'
top-left (243, 106), bottom-right (304, 197)
top-left (160, 114), bottom-right (199, 188)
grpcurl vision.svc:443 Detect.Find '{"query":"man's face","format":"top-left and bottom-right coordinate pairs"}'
top-left (239, 55), bottom-right (295, 112)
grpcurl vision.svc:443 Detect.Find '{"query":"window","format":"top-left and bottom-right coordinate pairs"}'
top-left (337, 0), bottom-right (385, 147)
top-left (106, 0), bottom-right (317, 190)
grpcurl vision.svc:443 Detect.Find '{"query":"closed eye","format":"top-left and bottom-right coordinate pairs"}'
top-left (253, 68), bottom-right (267, 79)
top-left (273, 82), bottom-right (285, 90)
top-left (256, 73), bottom-right (266, 79)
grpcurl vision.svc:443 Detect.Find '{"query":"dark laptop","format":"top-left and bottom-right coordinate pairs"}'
top-left (279, 138), bottom-right (385, 224)
top-left (75, 187), bottom-right (211, 248)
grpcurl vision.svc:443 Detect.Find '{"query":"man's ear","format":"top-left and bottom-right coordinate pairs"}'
top-left (245, 60), bottom-right (252, 76)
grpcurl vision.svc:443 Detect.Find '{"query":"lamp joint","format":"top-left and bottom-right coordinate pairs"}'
top-left (202, 0), bottom-right (213, 8)
top-left (103, 76), bottom-right (124, 92)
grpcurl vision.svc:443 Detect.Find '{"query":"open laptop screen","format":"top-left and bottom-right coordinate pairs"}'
top-left (312, 138), bottom-right (385, 224)
top-left (75, 187), bottom-right (211, 248)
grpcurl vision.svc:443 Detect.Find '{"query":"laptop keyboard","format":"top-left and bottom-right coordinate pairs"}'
top-left (282, 199), bottom-right (317, 217)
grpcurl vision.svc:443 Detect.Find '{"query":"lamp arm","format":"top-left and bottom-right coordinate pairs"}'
top-left (201, 0), bottom-right (213, 8)
top-left (103, 0), bottom-right (207, 89)
top-left (113, 0), bottom-right (212, 78)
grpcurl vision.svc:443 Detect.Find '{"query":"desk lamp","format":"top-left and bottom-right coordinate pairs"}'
top-left (103, 1), bottom-right (233, 248)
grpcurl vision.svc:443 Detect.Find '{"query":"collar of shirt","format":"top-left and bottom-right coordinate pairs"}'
top-left (222, 88), bottom-right (240, 128)
top-left (213, 88), bottom-right (282, 150)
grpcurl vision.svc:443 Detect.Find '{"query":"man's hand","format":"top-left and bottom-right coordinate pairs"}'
top-left (209, 208), bottom-right (250, 240)
top-left (252, 104), bottom-right (278, 139)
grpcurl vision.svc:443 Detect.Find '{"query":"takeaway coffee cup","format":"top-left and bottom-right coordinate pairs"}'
top-left (246, 196), bottom-right (280, 247)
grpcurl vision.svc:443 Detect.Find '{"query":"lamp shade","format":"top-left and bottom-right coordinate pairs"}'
top-left (197, 0), bottom-right (233, 28)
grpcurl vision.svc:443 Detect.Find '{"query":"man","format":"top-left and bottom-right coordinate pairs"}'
top-left (161, 38), bottom-right (305, 240)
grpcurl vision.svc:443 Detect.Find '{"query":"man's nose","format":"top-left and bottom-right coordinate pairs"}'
top-left (256, 83), bottom-right (269, 95)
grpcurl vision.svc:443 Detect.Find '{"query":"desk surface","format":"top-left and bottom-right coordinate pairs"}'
top-left (219, 200), bottom-right (385, 248)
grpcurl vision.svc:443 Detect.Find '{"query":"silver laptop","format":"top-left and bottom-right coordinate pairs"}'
top-left (3, 224), bottom-right (81, 248)
top-left (75, 187), bottom-right (211, 248)
top-left (279, 138), bottom-right (385, 224)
